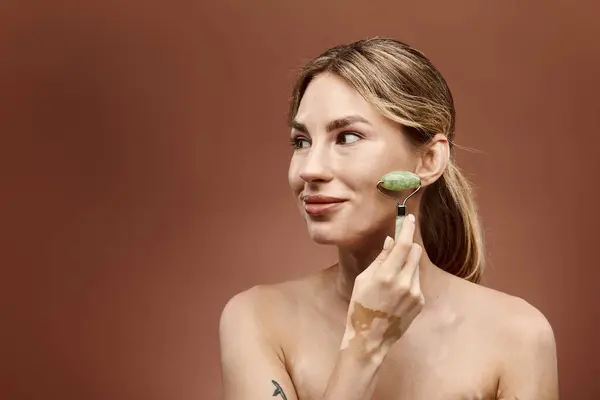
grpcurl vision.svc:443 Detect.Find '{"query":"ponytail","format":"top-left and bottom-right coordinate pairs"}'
top-left (419, 160), bottom-right (485, 283)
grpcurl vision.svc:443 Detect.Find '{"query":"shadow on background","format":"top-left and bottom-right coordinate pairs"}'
top-left (1, 1), bottom-right (598, 399)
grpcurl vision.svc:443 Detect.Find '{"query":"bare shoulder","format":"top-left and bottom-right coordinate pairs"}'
top-left (452, 278), bottom-right (558, 397)
top-left (457, 281), bottom-right (559, 398)
top-left (485, 286), bottom-right (556, 359)
top-left (461, 280), bottom-right (555, 339)
top-left (219, 276), bottom-right (314, 340)
top-left (221, 283), bottom-right (290, 330)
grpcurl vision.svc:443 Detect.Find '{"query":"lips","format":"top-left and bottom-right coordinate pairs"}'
top-left (302, 194), bottom-right (346, 204)
top-left (301, 194), bottom-right (346, 216)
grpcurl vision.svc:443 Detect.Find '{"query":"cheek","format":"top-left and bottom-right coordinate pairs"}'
top-left (343, 153), bottom-right (392, 190)
top-left (347, 175), bottom-right (395, 221)
top-left (344, 167), bottom-right (382, 196)
top-left (356, 173), bottom-right (398, 215)
top-left (288, 160), bottom-right (301, 191)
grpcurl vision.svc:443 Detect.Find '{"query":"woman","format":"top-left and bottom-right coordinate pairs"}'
top-left (219, 37), bottom-right (558, 400)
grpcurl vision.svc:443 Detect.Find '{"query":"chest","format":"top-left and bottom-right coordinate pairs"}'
top-left (283, 312), bottom-right (499, 400)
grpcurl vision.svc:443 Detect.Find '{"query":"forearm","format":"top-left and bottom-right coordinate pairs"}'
top-left (319, 341), bottom-right (387, 400)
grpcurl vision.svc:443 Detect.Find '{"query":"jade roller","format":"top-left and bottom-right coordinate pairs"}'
top-left (376, 171), bottom-right (422, 240)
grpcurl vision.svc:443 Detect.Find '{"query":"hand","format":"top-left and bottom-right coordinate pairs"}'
top-left (340, 214), bottom-right (424, 360)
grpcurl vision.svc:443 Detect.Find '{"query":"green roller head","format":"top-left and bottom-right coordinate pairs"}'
top-left (378, 170), bottom-right (422, 240)
top-left (379, 171), bottom-right (421, 191)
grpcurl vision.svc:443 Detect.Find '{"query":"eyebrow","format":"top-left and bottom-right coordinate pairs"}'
top-left (290, 115), bottom-right (370, 134)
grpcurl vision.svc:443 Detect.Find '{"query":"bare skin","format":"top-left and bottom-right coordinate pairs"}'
top-left (219, 73), bottom-right (559, 400)
top-left (220, 231), bottom-right (558, 400)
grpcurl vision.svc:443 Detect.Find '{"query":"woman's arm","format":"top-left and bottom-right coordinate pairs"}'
top-left (496, 301), bottom-right (559, 400)
top-left (219, 287), bottom-right (300, 400)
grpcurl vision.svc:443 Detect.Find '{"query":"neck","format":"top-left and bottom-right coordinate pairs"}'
top-left (332, 223), bottom-right (444, 307)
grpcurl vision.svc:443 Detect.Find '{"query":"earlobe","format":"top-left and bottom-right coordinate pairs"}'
top-left (415, 134), bottom-right (449, 187)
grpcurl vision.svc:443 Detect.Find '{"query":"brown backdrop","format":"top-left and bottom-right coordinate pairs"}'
top-left (1, 0), bottom-right (598, 399)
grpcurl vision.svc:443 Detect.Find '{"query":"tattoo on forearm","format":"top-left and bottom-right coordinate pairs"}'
top-left (271, 380), bottom-right (288, 400)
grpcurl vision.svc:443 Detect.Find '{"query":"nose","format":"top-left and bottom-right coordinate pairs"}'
top-left (298, 145), bottom-right (333, 183)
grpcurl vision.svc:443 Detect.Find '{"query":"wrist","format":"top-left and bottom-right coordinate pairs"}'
top-left (340, 327), bottom-right (390, 366)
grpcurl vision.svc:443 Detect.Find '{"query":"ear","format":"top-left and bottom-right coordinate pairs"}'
top-left (414, 133), bottom-right (449, 187)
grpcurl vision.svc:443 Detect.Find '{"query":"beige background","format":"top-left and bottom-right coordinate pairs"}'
top-left (1, 0), bottom-right (598, 399)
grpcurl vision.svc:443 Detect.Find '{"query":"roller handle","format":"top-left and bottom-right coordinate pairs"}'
top-left (394, 205), bottom-right (406, 240)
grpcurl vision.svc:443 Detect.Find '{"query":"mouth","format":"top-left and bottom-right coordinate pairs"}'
top-left (301, 194), bottom-right (346, 216)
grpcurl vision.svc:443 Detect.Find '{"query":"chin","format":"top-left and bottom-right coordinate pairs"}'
top-left (306, 223), bottom-right (346, 245)
top-left (308, 229), bottom-right (340, 245)
top-left (306, 217), bottom-right (391, 249)
top-left (306, 223), bottom-right (369, 248)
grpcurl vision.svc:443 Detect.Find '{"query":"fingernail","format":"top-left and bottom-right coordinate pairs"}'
top-left (383, 236), bottom-right (393, 250)
top-left (408, 214), bottom-right (415, 223)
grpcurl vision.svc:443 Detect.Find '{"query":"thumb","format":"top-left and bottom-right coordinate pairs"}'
top-left (374, 236), bottom-right (394, 263)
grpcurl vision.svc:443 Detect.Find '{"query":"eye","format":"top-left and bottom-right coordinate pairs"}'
top-left (337, 132), bottom-right (361, 145)
top-left (290, 136), bottom-right (310, 150)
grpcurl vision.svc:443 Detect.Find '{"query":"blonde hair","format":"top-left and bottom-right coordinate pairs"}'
top-left (288, 37), bottom-right (485, 283)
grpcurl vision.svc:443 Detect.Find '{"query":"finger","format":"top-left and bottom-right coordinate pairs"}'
top-left (398, 243), bottom-right (422, 288)
top-left (410, 263), bottom-right (425, 307)
top-left (386, 214), bottom-right (417, 271)
top-left (411, 261), bottom-right (421, 288)
top-left (373, 236), bottom-right (395, 264)
top-left (408, 243), bottom-right (423, 285)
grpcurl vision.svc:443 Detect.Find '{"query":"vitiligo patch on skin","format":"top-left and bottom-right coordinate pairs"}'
top-left (340, 301), bottom-right (403, 358)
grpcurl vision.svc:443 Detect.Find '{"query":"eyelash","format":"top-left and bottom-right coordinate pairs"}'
top-left (289, 132), bottom-right (361, 150)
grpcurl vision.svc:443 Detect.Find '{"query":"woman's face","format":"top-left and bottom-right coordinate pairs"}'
top-left (288, 72), bottom-right (419, 247)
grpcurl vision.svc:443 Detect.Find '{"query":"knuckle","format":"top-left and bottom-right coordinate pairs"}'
top-left (397, 280), bottom-right (411, 292)
top-left (378, 272), bottom-right (395, 286)
top-left (398, 239), bottom-right (412, 251)
top-left (375, 252), bottom-right (389, 264)
top-left (409, 287), bottom-right (421, 299)
top-left (412, 243), bottom-right (422, 254)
